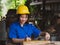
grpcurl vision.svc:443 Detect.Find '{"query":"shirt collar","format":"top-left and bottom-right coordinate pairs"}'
top-left (17, 21), bottom-right (28, 27)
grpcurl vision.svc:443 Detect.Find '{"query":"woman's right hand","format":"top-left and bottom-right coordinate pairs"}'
top-left (26, 37), bottom-right (31, 41)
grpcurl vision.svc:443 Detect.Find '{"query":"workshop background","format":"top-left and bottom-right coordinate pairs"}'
top-left (0, 0), bottom-right (60, 45)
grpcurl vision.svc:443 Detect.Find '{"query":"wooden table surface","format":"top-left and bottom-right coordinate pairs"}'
top-left (23, 40), bottom-right (60, 45)
top-left (23, 40), bottom-right (50, 45)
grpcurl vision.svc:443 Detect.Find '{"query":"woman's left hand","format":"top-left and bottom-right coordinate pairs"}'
top-left (45, 32), bottom-right (50, 41)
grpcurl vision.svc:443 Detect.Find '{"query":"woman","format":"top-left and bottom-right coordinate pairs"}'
top-left (8, 5), bottom-right (50, 44)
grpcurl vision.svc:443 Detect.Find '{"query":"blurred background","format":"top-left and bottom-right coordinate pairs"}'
top-left (0, 0), bottom-right (60, 45)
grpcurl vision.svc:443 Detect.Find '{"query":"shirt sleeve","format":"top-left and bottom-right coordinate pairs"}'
top-left (31, 24), bottom-right (41, 38)
top-left (8, 24), bottom-right (17, 39)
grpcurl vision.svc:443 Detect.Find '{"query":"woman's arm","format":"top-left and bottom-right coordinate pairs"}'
top-left (9, 24), bottom-right (25, 43)
top-left (31, 24), bottom-right (50, 40)
top-left (12, 37), bottom-right (31, 43)
top-left (31, 24), bottom-right (41, 38)
top-left (12, 38), bottom-right (25, 43)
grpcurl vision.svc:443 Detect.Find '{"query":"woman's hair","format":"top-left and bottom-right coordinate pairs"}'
top-left (17, 14), bottom-right (29, 23)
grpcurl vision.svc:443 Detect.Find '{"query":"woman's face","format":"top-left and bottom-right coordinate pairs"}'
top-left (20, 14), bottom-right (28, 24)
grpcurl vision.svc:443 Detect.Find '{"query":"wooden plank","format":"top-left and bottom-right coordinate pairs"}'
top-left (23, 41), bottom-right (60, 45)
top-left (23, 41), bottom-right (50, 45)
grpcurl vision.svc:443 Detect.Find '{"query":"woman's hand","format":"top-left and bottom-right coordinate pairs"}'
top-left (45, 32), bottom-right (50, 41)
top-left (26, 37), bottom-right (31, 41)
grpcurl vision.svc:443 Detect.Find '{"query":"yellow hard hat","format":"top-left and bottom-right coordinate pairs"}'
top-left (17, 5), bottom-right (30, 14)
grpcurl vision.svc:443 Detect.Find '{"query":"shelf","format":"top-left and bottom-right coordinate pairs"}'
top-left (30, 1), bottom-right (60, 5)
top-left (30, 2), bottom-right (42, 5)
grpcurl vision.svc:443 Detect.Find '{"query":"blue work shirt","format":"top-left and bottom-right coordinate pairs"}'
top-left (8, 22), bottom-right (41, 39)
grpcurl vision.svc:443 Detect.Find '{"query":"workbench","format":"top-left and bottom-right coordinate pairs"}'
top-left (23, 41), bottom-right (60, 45)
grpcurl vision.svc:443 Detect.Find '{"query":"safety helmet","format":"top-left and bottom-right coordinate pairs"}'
top-left (16, 5), bottom-right (30, 15)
